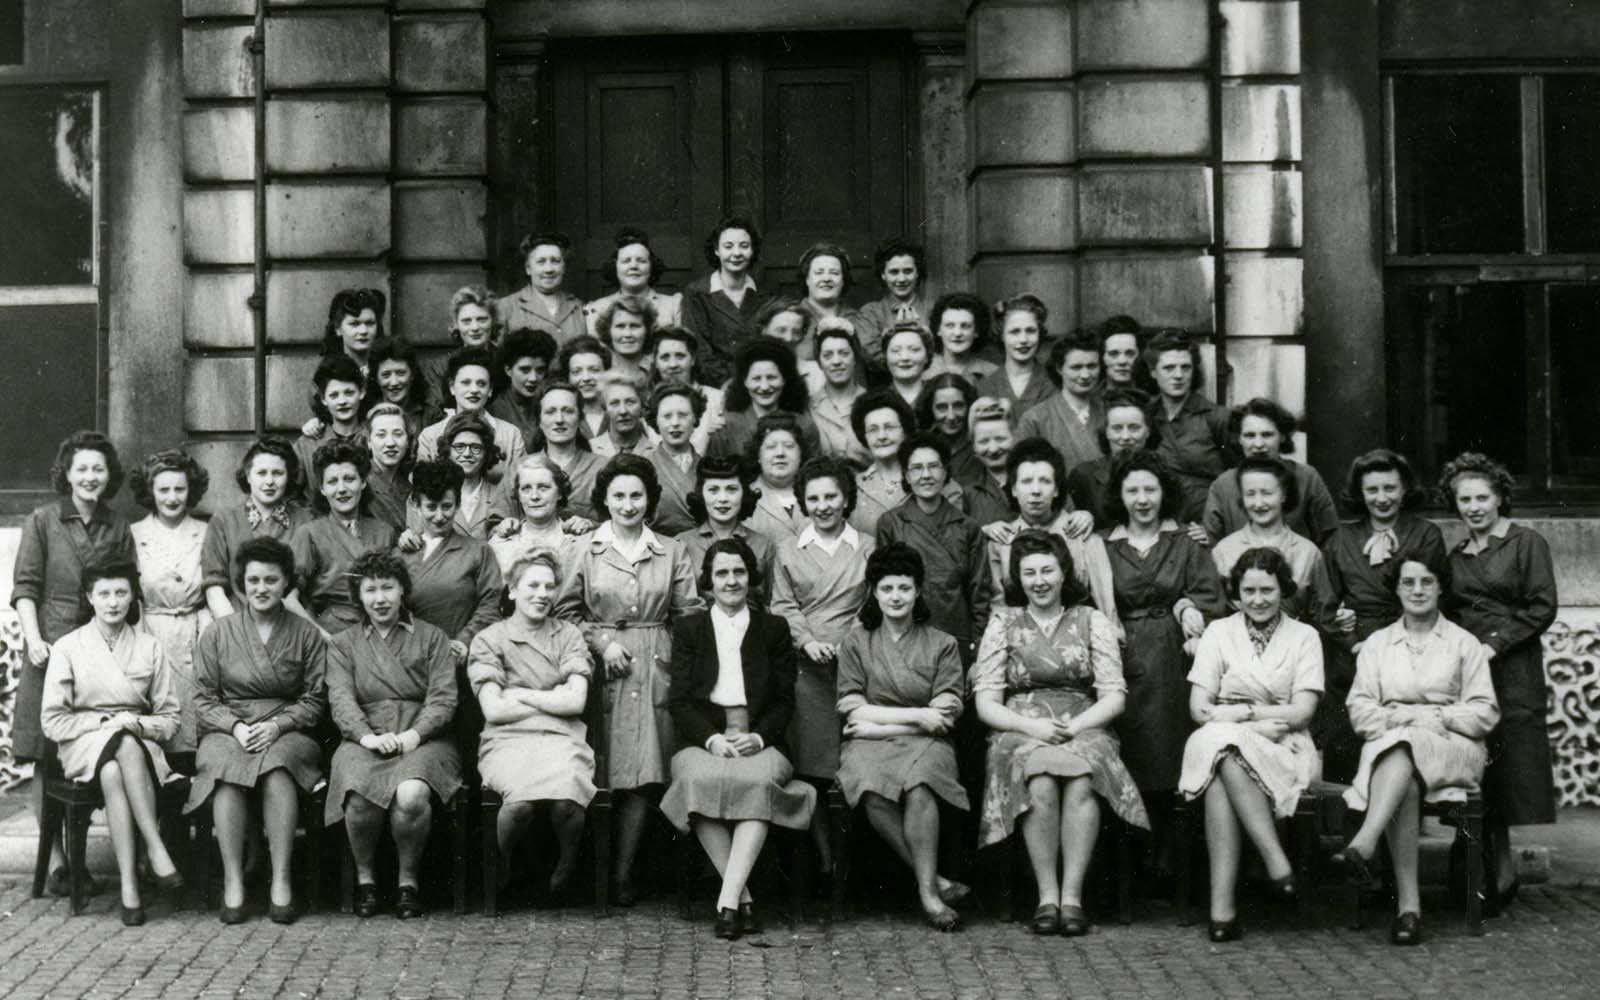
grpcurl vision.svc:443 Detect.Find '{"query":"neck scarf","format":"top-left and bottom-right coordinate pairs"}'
top-left (1244, 613), bottom-right (1282, 657)
top-left (1362, 526), bottom-right (1399, 566)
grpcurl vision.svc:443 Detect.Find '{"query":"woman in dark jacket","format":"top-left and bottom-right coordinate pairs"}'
top-left (660, 538), bottom-right (818, 940)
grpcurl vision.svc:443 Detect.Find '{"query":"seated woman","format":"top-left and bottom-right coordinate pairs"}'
top-left (972, 530), bottom-right (1149, 937)
top-left (661, 539), bottom-right (817, 939)
top-left (1177, 546), bottom-right (1323, 942)
top-left (326, 551), bottom-right (462, 919)
top-left (836, 543), bottom-right (971, 930)
top-left (1334, 551), bottom-right (1499, 946)
top-left (469, 551), bottom-right (596, 899)
top-left (187, 537), bottom-right (328, 925)
top-left (41, 558), bottom-right (184, 925)
top-left (289, 439), bottom-right (399, 636)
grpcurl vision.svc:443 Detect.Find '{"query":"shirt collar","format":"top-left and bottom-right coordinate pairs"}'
top-left (365, 615), bottom-right (415, 637)
top-left (1106, 519), bottom-right (1181, 541)
top-left (797, 522), bottom-right (860, 550)
top-left (592, 520), bottom-right (664, 555)
top-left (709, 271), bottom-right (756, 295)
top-left (710, 604), bottom-right (750, 627)
top-left (1386, 617), bottom-right (1448, 644)
top-left (504, 615), bottom-right (554, 645)
top-left (56, 498), bottom-right (105, 524)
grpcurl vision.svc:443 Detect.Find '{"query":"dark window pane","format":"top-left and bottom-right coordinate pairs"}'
top-left (1387, 283), bottom-right (1526, 480)
top-left (0, 89), bottom-right (95, 286)
top-left (1549, 286), bottom-right (1600, 481)
top-left (0, 303), bottom-right (97, 489)
top-left (1392, 76), bottom-right (1523, 254)
top-left (1544, 75), bottom-right (1600, 253)
top-left (0, 1), bottom-right (21, 66)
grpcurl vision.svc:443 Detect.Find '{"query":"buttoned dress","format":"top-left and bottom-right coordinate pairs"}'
top-left (555, 526), bottom-right (704, 789)
top-left (289, 514), bottom-right (398, 635)
top-left (495, 286), bottom-right (587, 346)
top-left (41, 625), bottom-right (180, 783)
top-left (200, 502), bottom-right (316, 605)
top-left (1343, 617), bottom-right (1499, 812)
top-left (1177, 614), bottom-right (1324, 817)
top-left (132, 514), bottom-right (212, 752)
top-left (874, 497), bottom-right (991, 664)
top-left (1016, 393), bottom-right (1105, 473)
top-left (984, 511), bottom-right (1121, 635)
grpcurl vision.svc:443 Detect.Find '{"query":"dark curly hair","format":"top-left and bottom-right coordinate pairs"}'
top-left (233, 438), bottom-right (300, 499)
top-left (686, 455), bottom-right (760, 525)
top-left (592, 452), bottom-right (662, 523)
top-left (310, 439), bottom-right (371, 512)
top-left (363, 339), bottom-right (430, 416)
top-left (1236, 455), bottom-right (1300, 516)
top-left (1003, 528), bottom-right (1090, 609)
top-left (410, 457), bottom-right (465, 504)
top-left (703, 215), bottom-right (763, 270)
top-left (1141, 328), bottom-right (1205, 389)
top-left (929, 291), bottom-right (992, 356)
top-left (745, 413), bottom-right (811, 477)
top-left (128, 448), bottom-right (210, 512)
top-left (518, 231), bottom-right (571, 263)
top-left (872, 239), bottom-right (925, 289)
top-left (858, 542), bottom-right (932, 629)
top-left (1380, 545), bottom-right (1452, 596)
top-left (1341, 448), bottom-right (1425, 518)
top-left (1225, 545), bottom-right (1299, 602)
top-left (556, 334), bottom-right (613, 382)
top-left (914, 373), bottom-right (977, 441)
top-left (1437, 451), bottom-right (1516, 517)
top-left (996, 294), bottom-right (1049, 337)
top-left (79, 557), bottom-right (143, 626)
top-left (696, 536), bottom-right (761, 596)
top-left (1043, 329), bottom-right (1104, 389)
top-left (1005, 437), bottom-right (1070, 517)
top-left (646, 326), bottom-right (703, 383)
top-left (440, 346), bottom-right (496, 405)
top-left (1229, 397), bottom-right (1298, 456)
top-left (798, 242), bottom-right (853, 296)
top-left (603, 227), bottom-right (667, 288)
top-left (231, 536), bottom-right (295, 595)
top-left (309, 353), bottom-right (366, 424)
top-left (321, 287), bottom-right (387, 357)
top-left (755, 298), bottom-right (816, 345)
top-left (725, 339), bottom-right (810, 415)
top-left (645, 382), bottom-right (706, 431)
top-left (898, 431), bottom-right (953, 497)
top-left (50, 430), bottom-right (125, 500)
top-left (345, 549), bottom-right (413, 618)
top-left (439, 410), bottom-right (503, 477)
top-left (850, 388), bottom-right (916, 451)
top-left (883, 323), bottom-right (936, 377)
top-left (1105, 450), bottom-right (1183, 526)
top-left (796, 455), bottom-right (858, 521)
top-left (496, 328), bottom-right (559, 375)
top-left (1095, 388), bottom-right (1153, 454)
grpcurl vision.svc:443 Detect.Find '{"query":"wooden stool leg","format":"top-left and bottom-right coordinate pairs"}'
top-left (1116, 820), bottom-right (1134, 926)
top-left (339, 827), bottom-right (355, 914)
top-left (1463, 800), bottom-right (1484, 936)
top-left (675, 830), bottom-right (696, 920)
top-left (481, 798), bottom-right (499, 917)
top-left (31, 796), bottom-right (60, 899)
top-left (1173, 802), bottom-right (1194, 927)
top-left (785, 830), bottom-right (805, 929)
top-left (591, 795), bottom-right (612, 918)
top-left (828, 790), bottom-right (850, 923)
top-left (66, 803), bottom-right (89, 916)
top-left (451, 797), bottom-right (468, 915)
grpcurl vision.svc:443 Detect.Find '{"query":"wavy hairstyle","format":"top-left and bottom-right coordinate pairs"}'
top-left (644, 382), bottom-right (706, 431)
top-left (1003, 528), bottom-right (1089, 609)
top-left (233, 437), bottom-right (300, 500)
top-left (1004, 437), bottom-right (1070, 516)
top-left (1043, 329), bottom-right (1104, 389)
top-left (591, 452), bottom-right (662, 523)
top-left (603, 227), bottom-right (667, 288)
top-left (1437, 451), bottom-right (1517, 517)
top-left (50, 430), bottom-right (125, 500)
top-left (872, 238), bottom-right (925, 289)
top-left (309, 353), bottom-right (366, 424)
top-left (696, 536), bottom-right (761, 596)
top-left (798, 242), bottom-right (853, 296)
top-left (795, 455), bottom-right (858, 521)
top-left (79, 557), bottom-right (143, 626)
top-left (703, 215), bottom-right (763, 269)
top-left (1105, 450), bottom-right (1183, 526)
top-left (363, 339), bottom-right (430, 415)
top-left (439, 410), bottom-right (503, 477)
top-left (500, 548), bottom-right (565, 618)
top-left (510, 455), bottom-right (573, 515)
top-left (914, 372), bottom-right (977, 440)
top-left (685, 455), bottom-right (760, 524)
top-left (724, 338), bottom-right (810, 415)
top-left (309, 439), bottom-right (371, 513)
top-left (518, 231), bottom-right (571, 264)
top-left (850, 388), bottom-right (916, 451)
top-left (231, 536), bottom-right (295, 595)
top-left (928, 291), bottom-right (992, 355)
top-left (1225, 545), bottom-right (1298, 602)
top-left (128, 448), bottom-right (210, 512)
top-left (898, 431), bottom-right (953, 497)
top-left (595, 296), bottom-right (660, 349)
top-left (1341, 448), bottom-right (1425, 518)
top-left (410, 457), bottom-right (465, 504)
top-left (1094, 388), bottom-right (1153, 454)
top-left (858, 542), bottom-right (932, 629)
top-left (344, 549), bottom-right (414, 619)
top-left (1380, 545), bottom-right (1453, 596)
top-left (1236, 454), bottom-right (1300, 515)
top-left (1228, 397), bottom-right (1299, 456)
top-left (1140, 328), bottom-right (1205, 387)
top-left (745, 412), bottom-right (811, 477)
top-left (321, 287), bottom-right (387, 356)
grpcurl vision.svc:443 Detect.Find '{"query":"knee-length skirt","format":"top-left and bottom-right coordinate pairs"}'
top-left (1178, 721), bottom-right (1319, 819)
top-left (325, 738), bottom-right (463, 825)
top-left (61, 727), bottom-right (175, 786)
top-left (659, 746), bottom-right (817, 833)
top-left (837, 734), bottom-right (969, 812)
top-left (186, 730), bottom-right (326, 813)
top-left (478, 727), bottom-right (596, 807)
top-left (1343, 727), bottom-right (1487, 813)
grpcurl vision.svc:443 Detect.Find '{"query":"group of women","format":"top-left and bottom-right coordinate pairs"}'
top-left (8, 219), bottom-right (1558, 948)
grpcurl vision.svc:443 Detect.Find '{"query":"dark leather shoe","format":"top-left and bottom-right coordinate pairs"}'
top-left (1334, 846), bottom-right (1380, 889)
top-left (268, 902), bottom-right (297, 925)
top-left (1208, 919), bottom-right (1241, 943)
top-left (738, 901), bottom-right (760, 935)
top-left (219, 904), bottom-right (247, 925)
top-left (1059, 904), bottom-right (1089, 937)
top-left (395, 885), bottom-right (424, 920)
top-left (1391, 911), bottom-right (1423, 946)
top-left (1029, 903), bottom-right (1059, 935)
top-left (120, 904), bottom-right (146, 927)
top-left (1267, 873), bottom-right (1297, 904)
top-left (151, 870), bottom-right (184, 895)
top-left (354, 882), bottom-right (382, 918)
top-left (714, 906), bottom-right (741, 940)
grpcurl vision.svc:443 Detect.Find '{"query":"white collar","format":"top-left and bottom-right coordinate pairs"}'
top-left (593, 520), bottom-right (661, 556)
top-left (710, 271), bottom-right (756, 295)
top-left (797, 522), bottom-right (860, 551)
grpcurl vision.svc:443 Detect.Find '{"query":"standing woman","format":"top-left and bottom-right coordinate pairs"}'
top-left (496, 232), bottom-right (586, 345)
top-left (364, 339), bottom-right (435, 442)
top-left (555, 454), bottom-right (705, 904)
top-left (288, 439), bottom-right (398, 636)
top-left (201, 438), bottom-right (314, 619)
top-left (489, 457), bottom-right (580, 574)
top-left (706, 339), bottom-right (821, 459)
top-left (971, 530), bottom-right (1150, 936)
top-left (415, 347), bottom-right (527, 476)
top-left (644, 383), bottom-right (702, 536)
top-left (1335, 552), bottom-right (1499, 945)
top-left (294, 354), bottom-right (367, 498)
top-left (431, 411), bottom-right (504, 540)
top-left (857, 239), bottom-right (930, 347)
top-left (1099, 316), bottom-right (1150, 395)
top-left (589, 370), bottom-right (657, 459)
top-left (1439, 452), bottom-right (1557, 911)
top-left (645, 326), bottom-right (725, 452)
top-left (1203, 398), bottom-right (1340, 546)
top-left (326, 551), bottom-right (461, 919)
top-left (741, 414), bottom-right (813, 547)
top-left (558, 335), bottom-right (613, 442)
top-left (11, 430), bottom-right (136, 894)
top-left (835, 543), bottom-right (970, 930)
top-left (418, 287), bottom-right (500, 413)
top-left (976, 295), bottom-right (1056, 420)
top-left (592, 298), bottom-right (657, 387)
top-left (797, 242), bottom-right (868, 368)
top-left (769, 455), bottom-right (877, 874)
top-left (583, 227), bottom-right (682, 337)
top-left (320, 287), bottom-right (387, 380)
top-left (1209, 456), bottom-right (1337, 630)
top-left (915, 373), bottom-right (978, 485)
top-left (1067, 389), bottom-right (1154, 531)
top-left (850, 389), bottom-right (963, 534)
top-left (676, 456), bottom-right (777, 607)
top-left (1319, 449), bottom-right (1446, 782)
top-left (41, 558), bottom-right (184, 924)
top-left (883, 323), bottom-right (937, 409)
top-left (681, 216), bottom-right (773, 388)
top-left (960, 401), bottom-right (1018, 529)
top-left (401, 459), bottom-right (503, 669)
top-left (129, 448), bottom-right (213, 761)
top-left (511, 381), bottom-right (607, 523)
top-left (1144, 330), bottom-right (1231, 523)
top-left (662, 539), bottom-right (817, 938)
top-left (364, 403), bottom-right (413, 534)
top-left (1017, 330), bottom-right (1106, 472)
top-left (924, 292), bottom-right (998, 384)
top-left (807, 323), bottom-right (869, 463)
top-left (470, 550), bottom-right (597, 898)
top-left (1178, 547), bottom-right (1323, 941)
top-left (488, 329), bottom-right (560, 443)
top-left (188, 537), bottom-right (328, 924)
top-left (1102, 452), bottom-right (1227, 866)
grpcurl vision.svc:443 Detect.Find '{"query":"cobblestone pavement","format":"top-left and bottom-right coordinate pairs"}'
top-left (1, 878), bottom-right (1598, 1000)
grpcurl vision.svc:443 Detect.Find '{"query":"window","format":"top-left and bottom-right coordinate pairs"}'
top-left (0, 87), bottom-right (100, 499)
top-left (0, 1), bottom-right (21, 66)
top-left (1386, 69), bottom-right (1600, 500)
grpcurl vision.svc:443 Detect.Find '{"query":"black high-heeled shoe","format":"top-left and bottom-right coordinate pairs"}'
top-left (268, 902), bottom-right (297, 925)
top-left (1207, 918), bottom-right (1241, 943)
top-left (1267, 873), bottom-right (1297, 903)
top-left (1390, 911), bottom-right (1423, 946)
top-left (1334, 846), bottom-right (1380, 889)
top-left (738, 901), bottom-right (761, 934)
top-left (120, 904), bottom-right (146, 927)
top-left (151, 870), bottom-right (184, 895)
top-left (714, 906), bottom-right (741, 940)
top-left (219, 903), bottom-right (248, 925)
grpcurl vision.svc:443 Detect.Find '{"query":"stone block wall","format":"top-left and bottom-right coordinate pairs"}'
top-left (967, 0), bottom-right (1303, 409)
top-left (179, 1), bottom-right (490, 510)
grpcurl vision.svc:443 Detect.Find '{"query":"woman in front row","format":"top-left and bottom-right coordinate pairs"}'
top-left (662, 539), bottom-right (817, 939)
top-left (1178, 547), bottom-right (1322, 942)
top-left (1335, 551), bottom-right (1498, 946)
top-left (40, 558), bottom-right (184, 925)
top-left (972, 530), bottom-right (1150, 937)
top-left (836, 543), bottom-right (971, 931)
top-left (326, 552), bottom-right (462, 920)
top-left (187, 537), bottom-right (328, 925)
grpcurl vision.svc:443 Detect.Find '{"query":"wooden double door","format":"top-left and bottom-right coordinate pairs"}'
top-left (549, 32), bottom-right (913, 303)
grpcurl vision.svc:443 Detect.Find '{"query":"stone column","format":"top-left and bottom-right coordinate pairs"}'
top-left (913, 31), bottom-right (970, 298)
